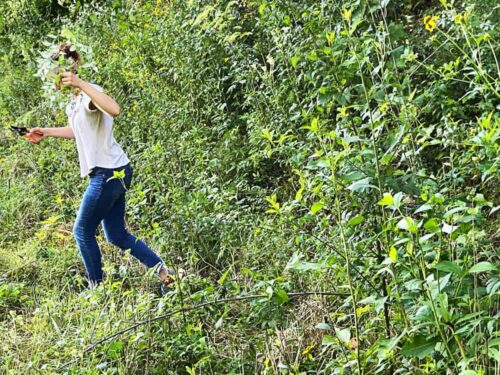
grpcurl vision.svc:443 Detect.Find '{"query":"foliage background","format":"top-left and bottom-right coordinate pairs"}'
top-left (0, 0), bottom-right (498, 374)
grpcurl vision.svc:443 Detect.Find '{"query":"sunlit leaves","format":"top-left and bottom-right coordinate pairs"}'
top-left (389, 246), bottom-right (398, 262)
top-left (341, 8), bottom-right (351, 21)
top-left (289, 55), bottom-right (300, 69)
top-left (265, 194), bottom-right (280, 214)
top-left (397, 217), bottom-right (418, 234)
top-left (272, 289), bottom-right (289, 304)
top-left (347, 215), bottom-right (365, 227)
top-left (261, 128), bottom-right (274, 142)
top-left (378, 193), bottom-right (394, 206)
top-left (310, 200), bottom-right (324, 214)
top-left (302, 117), bottom-right (319, 133)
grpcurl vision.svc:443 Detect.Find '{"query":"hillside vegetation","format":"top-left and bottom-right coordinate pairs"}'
top-left (0, 0), bottom-right (499, 374)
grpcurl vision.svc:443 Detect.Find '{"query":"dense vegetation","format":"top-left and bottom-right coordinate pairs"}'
top-left (1, 0), bottom-right (498, 373)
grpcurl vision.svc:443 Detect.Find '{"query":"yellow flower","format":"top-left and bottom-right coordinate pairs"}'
top-left (338, 106), bottom-right (348, 118)
top-left (55, 195), bottom-right (63, 204)
top-left (356, 304), bottom-right (372, 317)
top-left (453, 14), bottom-right (463, 24)
top-left (301, 343), bottom-right (316, 356)
top-left (483, 33), bottom-right (491, 42)
top-left (380, 103), bottom-right (389, 113)
top-left (342, 8), bottom-right (352, 21)
top-left (423, 15), bottom-right (438, 32)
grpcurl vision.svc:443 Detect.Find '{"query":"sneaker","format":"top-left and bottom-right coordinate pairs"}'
top-left (157, 268), bottom-right (176, 296)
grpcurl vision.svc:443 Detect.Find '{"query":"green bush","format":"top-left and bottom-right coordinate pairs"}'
top-left (0, 0), bottom-right (498, 373)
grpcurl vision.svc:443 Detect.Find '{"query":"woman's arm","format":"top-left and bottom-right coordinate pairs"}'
top-left (43, 126), bottom-right (75, 139)
top-left (28, 126), bottom-right (74, 143)
top-left (60, 72), bottom-right (121, 117)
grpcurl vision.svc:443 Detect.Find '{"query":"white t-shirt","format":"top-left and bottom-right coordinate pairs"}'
top-left (66, 83), bottom-right (130, 178)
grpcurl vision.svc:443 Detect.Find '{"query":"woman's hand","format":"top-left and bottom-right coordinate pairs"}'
top-left (60, 71), bottom-right (84, 88)
top-left (27, 127), bottom-right (47, 144)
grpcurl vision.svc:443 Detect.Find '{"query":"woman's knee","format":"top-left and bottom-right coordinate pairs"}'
top-left (105, 231), bottom-right (131, 249)
top-left (72, 221), bottom-right (85, 239)
top-left (73, 220), bottom-right (97, 242)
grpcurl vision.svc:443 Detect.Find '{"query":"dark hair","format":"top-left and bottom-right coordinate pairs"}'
top-left (51, 42), bottom-right (81, 72)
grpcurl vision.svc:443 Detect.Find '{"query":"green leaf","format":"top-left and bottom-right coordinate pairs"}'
top-left (106, 341), bottom-right (124, 359)
top-left (217, 268), bottom-right (230, 285)
top-left (489, 338), bottom-right (500, 346)
top-left (265, 194), bottom-right (279, 210)
top-left (419, 233), bottom-right (436, 244)
top-left (436, 293), bottom-right (450, 322)
top-left (290, 55), bottom-right (300, 69)
top-left (303, 117), bottom-right (319, 132)
top-left (470, 262), bottom-right (497, 273)
top-left (427, 273), bottom-right (452, 299)
top-left (414, 305), bottom-right (433, 322)
top-left (378, 193), bottom-right (394, 206)
top-left (424, 218), bottom-right (440, 233)
top-left (261, 128), bottom-right (274, 142)
top-left (315, 323), bottom-right (331, 330)
top-left (479, 111), bottom-right (493, 129)
top-left (335, 328), bottom-right (351, 344)
top-left (444, 206), bottom-right (468, 219)
top-left (397, 217), bottom-right (418, 233)
top-left (306, 51), bottom-right (318, 61)
top-left (60, 28), bottom-right (76, 41)
top-left (215, 316), bottom-right (224, 329)
top-left (107, 169), bottom-right (126, 182)
top-left (347, 215), bottom-right (365, 227)
top-left (310, 201), bottom-right (324, 214)
top-left (346, 177), bottom-right (379, 193)
top-left (193, 5), bottom-right (214, 25)
top-left (272, 289), bottom-right (289, 304)
top-left (375, 296), bottom-right (388, 314)
top-left (326, 31), bottom-right (335, 44)
top-left (287, 261), bottom-right (328, 272)
top-left (389, 246), bottom-right (398, 262)
top-left (415, 204), bottom-right (432, 214)
top-left (258, 2), bottom-right (267, 17)
top-left (295, 187), bottom-right (304, 202)
top-left (322, 335), bottom-right (336, 346)
top-left (436, 261), bottom-right (462, 275)
top-left (401, 335), bottom-right (437, 359)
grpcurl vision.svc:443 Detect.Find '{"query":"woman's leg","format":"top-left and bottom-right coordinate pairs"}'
top-left (101, 168), bottom-right (167, 276)
top-left (102, 194), bottom-right (165, 269)
top-left (73, 175), bottom-right (112, 284)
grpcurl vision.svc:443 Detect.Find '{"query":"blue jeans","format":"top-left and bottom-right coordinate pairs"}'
top-left (73, 163), bottom-right (164, 284)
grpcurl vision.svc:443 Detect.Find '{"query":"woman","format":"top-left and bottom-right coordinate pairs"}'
top-left (28, 42), bottom-right (175, 295)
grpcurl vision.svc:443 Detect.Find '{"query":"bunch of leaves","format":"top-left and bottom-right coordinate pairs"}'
top-left (34, 29), bottom-right (97, 109)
